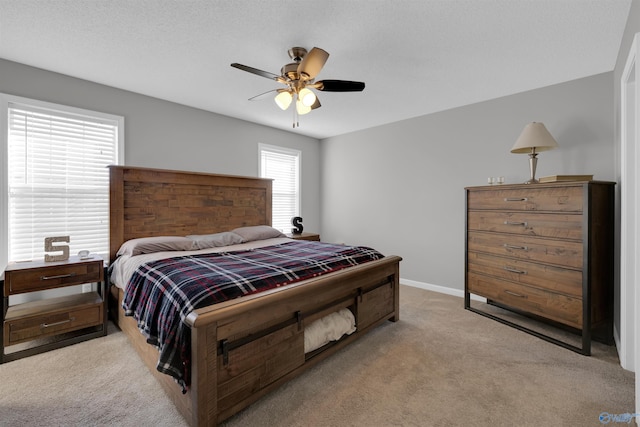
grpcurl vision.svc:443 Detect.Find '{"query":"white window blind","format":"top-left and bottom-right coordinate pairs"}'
top-left (6, 101), bottom-right (121, 264)
top-left (259, 144), bottom-right (300, 233)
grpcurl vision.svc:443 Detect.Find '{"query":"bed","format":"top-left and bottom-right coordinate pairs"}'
top-left (108, 165), bottom-right (402, 426)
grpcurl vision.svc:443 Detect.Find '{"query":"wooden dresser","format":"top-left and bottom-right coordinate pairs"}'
top-left (464, 181), bottom-right (615, 355)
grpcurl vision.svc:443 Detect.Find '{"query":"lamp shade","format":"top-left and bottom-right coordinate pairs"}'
top-left (298, 88), bottom-right (317, 107)
top-left (275, 91), bottom-right (293, 110)
top-left (296, 98), bottom-right (312, 115)
top-left (511, 122), bottom-right (559, 153)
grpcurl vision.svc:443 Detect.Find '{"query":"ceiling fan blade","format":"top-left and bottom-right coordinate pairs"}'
top-left (248, 89), bottom-right (278, 101)
top-left (316, 80), bottom-right (365, 92)
top-left (231, 63), bottom-right (281, 81)
top-left (297, 47), bottom-right (329, 80)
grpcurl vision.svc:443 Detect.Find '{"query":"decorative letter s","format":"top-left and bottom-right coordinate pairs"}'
top-left (291, 217), bottom-right (303, 234)
top-left (44, 236), bottom-right (70, 262)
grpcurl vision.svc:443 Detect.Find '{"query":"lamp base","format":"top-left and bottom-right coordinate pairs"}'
top-left (525, 152), bottom-right (539, 184)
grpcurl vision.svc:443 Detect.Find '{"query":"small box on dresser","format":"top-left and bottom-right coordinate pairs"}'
top-left (464, 180), bottom-right (615, 355)
top-left (1, 255), bottom-right (107, 363)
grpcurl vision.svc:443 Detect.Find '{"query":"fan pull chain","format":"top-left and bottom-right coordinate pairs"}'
top-left (293, 102), bottom-right (300, 128)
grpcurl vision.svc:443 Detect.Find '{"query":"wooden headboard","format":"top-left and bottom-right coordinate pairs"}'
top-left (109, 165), bottom-right (272, 263)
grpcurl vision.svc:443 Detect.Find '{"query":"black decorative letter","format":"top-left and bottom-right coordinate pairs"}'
top-left (291, 217), bottom-right (304, 234)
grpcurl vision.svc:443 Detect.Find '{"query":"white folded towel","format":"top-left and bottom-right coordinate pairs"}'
top-left (304, 308), bottom-right (357, 353)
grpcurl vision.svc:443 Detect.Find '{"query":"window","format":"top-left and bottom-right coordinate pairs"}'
top-left (259, 144), bottom-right (300, 233)
top-left (1, 95), bottom-right (124, 271)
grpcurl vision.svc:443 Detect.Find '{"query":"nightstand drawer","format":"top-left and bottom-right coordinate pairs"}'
top-left (467, 186), bottom-right (583, 212)
top-left (5, 262), bottom-right (102, 294)
top-left (5, 304), bottom-right (102, 346)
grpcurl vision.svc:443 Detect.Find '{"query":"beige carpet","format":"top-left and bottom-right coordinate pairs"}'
top-left (0, 285), bottom-right (634, 426)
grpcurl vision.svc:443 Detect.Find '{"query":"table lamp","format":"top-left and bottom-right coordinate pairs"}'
top-left (510, 122), bottom-right (559, 184)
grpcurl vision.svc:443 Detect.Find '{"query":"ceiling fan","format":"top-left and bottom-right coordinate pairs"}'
top-left (231, 47), bottom-right (365, 127)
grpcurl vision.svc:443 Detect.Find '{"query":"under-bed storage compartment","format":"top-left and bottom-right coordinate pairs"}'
top-left (303, 299), bottom-right (357, 357)
top-left (357, 280), bottom-right (395, 330)
top-left (217, 321), bottom-right (304, 417)
top-left (217, 295), bottom-right (358, 414)
top-left (215, 291), bottom-right (370, 418)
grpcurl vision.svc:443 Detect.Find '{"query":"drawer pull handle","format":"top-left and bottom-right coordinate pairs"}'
top-left (41, 317), bottom-right (75, 328)
top-left (504, 197), bottom-right (528, 202)
top-left (503, 244), bottom-right (529, 251)
top-left (40, 273), bottom-right (76, 281)
top-left (504, 221), bottom-right (528, 227)
top-left (504, 290), bottom-right (526, 298)
top-left (504, 266), bottom-right (527, 274)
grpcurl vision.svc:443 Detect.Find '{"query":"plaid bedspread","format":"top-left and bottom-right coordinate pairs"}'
top-left (122, 240), bottom-right (383, 391)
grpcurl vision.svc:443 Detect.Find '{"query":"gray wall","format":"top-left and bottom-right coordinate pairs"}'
top-left (0, 54), bottom-right (618, 294)
top-left (320, 73), bottom-right (615, 291)
top-left (0, 58), bottom-right (322, 234)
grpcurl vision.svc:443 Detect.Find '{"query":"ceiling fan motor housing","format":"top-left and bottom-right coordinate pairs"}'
top-left (282, 47), bottom-right (308, 81)
top-left (288, 47), bottom-right (307, 62)
top-left (281, 62), bottom-right (299, 81)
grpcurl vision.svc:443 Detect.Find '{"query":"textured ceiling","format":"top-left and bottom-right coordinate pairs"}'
top-left (0, 0), bottom-right (632, 139)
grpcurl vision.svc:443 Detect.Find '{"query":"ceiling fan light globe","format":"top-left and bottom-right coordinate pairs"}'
top-left (299, 88), bottom-right (317, 107)
top-left (275, 91), bottom-right (293, 110)
top-left (296, 99), bottom-right (312, 115)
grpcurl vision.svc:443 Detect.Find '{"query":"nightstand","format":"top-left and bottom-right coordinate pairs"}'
top-left (286, 232), bottom-right (320, 241)
top-left (1, 256), bottom-right (107, 363)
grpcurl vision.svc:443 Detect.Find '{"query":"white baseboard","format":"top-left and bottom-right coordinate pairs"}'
top-left (400, 278), bottom-right (485, 302)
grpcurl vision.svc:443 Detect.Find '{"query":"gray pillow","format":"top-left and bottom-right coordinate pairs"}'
top-left (231, 225), bottom-right (285, 242)
top-left (186, 231), bottom-right (245, 249)
top-left (116, 236), bottom-right (194, 257)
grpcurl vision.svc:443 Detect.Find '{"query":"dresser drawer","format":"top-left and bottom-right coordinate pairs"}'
top-left (468, 231), bottom-right (583, 269)
top-left (5, 262), bottom-right (103, 294)
top-left (467, 251), bottom-right (582, 297)
top-left (467, 272), bottom-right (582, 329)
top-left (467, 211), bottom-right (583, 241)
top-left (5, 304), bottom-right (103, 346)
top-left (467, 186), bottom-right (583, 212)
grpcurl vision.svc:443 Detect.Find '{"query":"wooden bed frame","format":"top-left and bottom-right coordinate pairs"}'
top-left (108, 165), bottom-right (402, 426)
